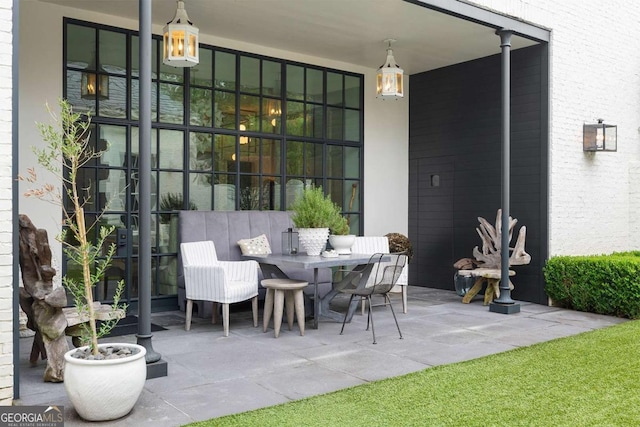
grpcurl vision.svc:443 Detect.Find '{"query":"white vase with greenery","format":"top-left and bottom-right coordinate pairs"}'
top-left (297, 227), bottom-right (330, 256)
top-left (290, 186), bottom-right (349, 256)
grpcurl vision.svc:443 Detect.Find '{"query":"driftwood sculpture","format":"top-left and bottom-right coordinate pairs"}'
top-left (18, 214), bottom-right (69, 382)
top-left (472, 209), bottom-right (530, 268)
top-left (456, 209), bottom-right (531, 304)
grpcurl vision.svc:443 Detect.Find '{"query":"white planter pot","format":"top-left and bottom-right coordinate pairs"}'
top-left (297, 228), bottom-right (329, 256)
top-left (328, 234), bottom-right (356, 255)
top-left (64, 343), bottom-right (147, 421)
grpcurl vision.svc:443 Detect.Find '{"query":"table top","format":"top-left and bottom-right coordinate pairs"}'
top-left (457, 268), bottom-right (516, 278)
top-left (244, 253), bottom-right (388, 269)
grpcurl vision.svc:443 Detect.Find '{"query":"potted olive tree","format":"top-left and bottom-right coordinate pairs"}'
top-left (23, 99), bottom-right (146, 421)
top-left (290, 185), bottom-right (351, 255)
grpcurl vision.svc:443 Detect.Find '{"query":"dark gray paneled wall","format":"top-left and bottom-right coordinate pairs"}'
top-left (408, 44), bottom-right (548, 304)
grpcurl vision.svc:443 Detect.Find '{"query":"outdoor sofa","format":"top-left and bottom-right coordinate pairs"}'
top-left (177, 210), bottom-right (333, 318)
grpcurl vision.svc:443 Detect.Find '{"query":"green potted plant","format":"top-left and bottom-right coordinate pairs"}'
top-left (328, 211), bottom-right (356, 255)
top-left (290, 185), bottom-right (346, 255)
top-left (23, 99), bottom-right (146, 421)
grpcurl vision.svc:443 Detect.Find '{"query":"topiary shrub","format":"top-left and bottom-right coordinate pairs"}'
top-left (544, 253), bottom-right (640, 319)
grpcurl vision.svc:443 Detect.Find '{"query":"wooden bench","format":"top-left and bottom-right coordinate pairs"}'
top-left (458, 268), bottom-right (515, 305)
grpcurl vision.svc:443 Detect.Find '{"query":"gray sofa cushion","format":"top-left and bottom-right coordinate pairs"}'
top-left (178, 210), bottom-right (332, 316)
top-left (179, 210), bottom-right (293, 262)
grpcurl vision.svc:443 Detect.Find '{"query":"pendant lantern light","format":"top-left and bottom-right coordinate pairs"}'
top-left (376, 39), bottom-right (404, 99)
top-left (163, 0), bottom-right (199, 67)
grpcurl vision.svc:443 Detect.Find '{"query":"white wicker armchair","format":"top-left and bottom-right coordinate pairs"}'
top-left (180, 240), bottom-right (259, 336)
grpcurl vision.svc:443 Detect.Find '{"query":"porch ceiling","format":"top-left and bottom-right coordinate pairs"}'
top-left (40, 0), bottom-right (539, 74)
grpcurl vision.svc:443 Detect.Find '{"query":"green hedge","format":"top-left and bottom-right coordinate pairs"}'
top-left (544, 253), bottom-right (640, 319)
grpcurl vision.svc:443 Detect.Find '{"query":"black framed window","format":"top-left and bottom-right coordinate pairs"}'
top-left (63, 18), bottom-right (364, 302)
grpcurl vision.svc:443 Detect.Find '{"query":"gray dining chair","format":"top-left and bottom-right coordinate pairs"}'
top-left (336, 252), bottom-right (408, 344)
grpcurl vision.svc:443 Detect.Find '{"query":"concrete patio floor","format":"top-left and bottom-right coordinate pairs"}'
top-left (15, 287), bottom-right (626, 426)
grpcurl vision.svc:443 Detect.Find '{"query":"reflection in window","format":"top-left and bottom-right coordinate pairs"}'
top-left (239, 95), bottom-right (260, 132)
top-left (327, 72), bottom-right (343, 106)
top-left (214, 134), bottom-right (236, 172)
top-left (215, 51), bottom-right (236, 90)
top-left (214, 91), bottom-right (236, 129)
top-left (159, 129), bottom-right (184, 169)
top-left (286, 65), bottom-right (304, 100)
top-left (345, 75), bottom-right (360, 109)
top-left (262, 177), bottom-right (281, 211)
top-left (262, 60), bottom-right (281, 97)
top-left (64, 18), bottom-right (365, 302)
top-left (306, 68), bottom-right (323, 102)
top-left (327, 179), bottom-right (344, 209)
top-left (214, 174), bottom-right (236, 211)
top-left (190, 87), bottom-right (212, 126)
top-left (159, 83), bottom-right (184, 124)
top-left (261, 139), bottom-right (281, 175)
top-left (306, 104), bottom-right (323, 138)
top-left (345, 109), bottom-right (360, 141)
top-left (327, 107), bottom-right (343, 140)
top-left (285, 101), bottom-right (304, 136)
top-left (262, 98), bottom-right (282, 134)
top-left (327, 145), bottom-right (343, 178)
top-left (191, 49), bottom-right (212, 86)
top-left (345, 147), bottom-right (360, 178)
top-left (240, 56), bottom-right (260, 94)
top-left (189, 132), bottom-right (212, 172)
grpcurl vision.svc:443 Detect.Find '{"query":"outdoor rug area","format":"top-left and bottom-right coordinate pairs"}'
top-left (103, 315), bottom-right (167, 337)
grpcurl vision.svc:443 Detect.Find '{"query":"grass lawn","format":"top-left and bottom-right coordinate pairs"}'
top-left (186, 319), bottom-right (640, 427)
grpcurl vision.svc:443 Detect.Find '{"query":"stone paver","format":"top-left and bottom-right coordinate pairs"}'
top-left (15, 287), bottom-right (626, 426)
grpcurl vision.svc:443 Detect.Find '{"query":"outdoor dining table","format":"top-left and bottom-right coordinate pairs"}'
top-left (243, 253), bottom-right (388, 329)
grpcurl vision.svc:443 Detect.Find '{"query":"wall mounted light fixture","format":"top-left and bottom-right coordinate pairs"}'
top-left (163, 0), bottom-right (199, 67)
top-left (376, 39), bottom-right (404, 99)
top-left (583, 119), bottom-right (617, 152)
top-left (81, 51), bottom-right (109, 100)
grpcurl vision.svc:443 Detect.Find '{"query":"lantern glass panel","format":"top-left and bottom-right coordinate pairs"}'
top-left (605, 126), bottom-right (617, 151)
top-left (163, 33), bottom-right (169, 61)
top-left (396, 72), bottom-right (403, 95)
top-left (583, 124), bottom-right (597, 151)
top-left (188, 34), bottom-right (197, 57)
top-left (171, 29), bottom-right (185, 57)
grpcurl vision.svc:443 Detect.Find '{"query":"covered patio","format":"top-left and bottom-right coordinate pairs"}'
top-left (16, 288), bottom-right (624, 425)
top-left (13, 0), bottom-right (553, 410)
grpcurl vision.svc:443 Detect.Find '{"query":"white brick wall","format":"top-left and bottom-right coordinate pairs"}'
top-left (471, 0), bottom-right (640, 256)
top-left (0, 0), bottom-right (11, 406)
top-left (630, 162), bottom-right (640, 249)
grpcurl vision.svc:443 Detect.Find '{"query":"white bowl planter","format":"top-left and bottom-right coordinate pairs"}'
top-left (297, 228), bottom-right (329, 256)
top-left (328, 234), bottom-right (356, 255)
top-left (64, 343), bottom-right (147, 421)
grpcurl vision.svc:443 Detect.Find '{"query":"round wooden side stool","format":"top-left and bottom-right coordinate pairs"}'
top-left (261, 279), bottom-right (308, 337)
